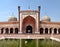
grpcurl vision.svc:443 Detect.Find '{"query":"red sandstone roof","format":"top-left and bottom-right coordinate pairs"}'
top-left (40, 21), bottom-right (60, 25)
top-left (0, 21), bottom-right (19, 24)
top-left (0, 21), bottom-right (60, 25)
top-left (20, 10), bottom-right (39, 13)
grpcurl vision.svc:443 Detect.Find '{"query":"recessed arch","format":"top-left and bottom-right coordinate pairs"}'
top-left (1, 28), bottom-right (4, 34)
top-left (26, 25), bottom-right (32, 33)
top-left (58, 28), bottom-right (60, 34)
top-left (40, 28), bottom-right (43, 34)
top-left (10, 28), bottom-right (13, 34)
top-left (54, 28), bottom-right (57, 34)
top-left (22, 16), bottom-right (36, 33)
top-left (23, 16), bottom-right (35, 20)
top-left (45, 28), bottom-right (48, 34)
top-left (5, 28), bottom-right (9, 34)
top-left (15, 28), bottom-right (18, 34)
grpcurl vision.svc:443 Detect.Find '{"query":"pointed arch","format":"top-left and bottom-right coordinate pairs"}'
top-left (1, 28), bottom-right (4, 34)
top-left (15, 28), bottom-right (18, 34)
top-left (40, 28), bottom-right (43, 34)
top-left (5, 28), bottom-right (9, 34)
top-left (22, 16), bottom-right (36, 33)
top-left (10, 28), bottom-right (13, 34)
top-left (45, 28), bottom-right (48, 34)
top-left (58, 28), bottom-right (60, 34)
top-left (54, 28), bottom-right (57, 34)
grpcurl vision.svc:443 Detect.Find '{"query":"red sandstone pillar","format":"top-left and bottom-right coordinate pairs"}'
top-left (18, 6), bottom-right (20, 33)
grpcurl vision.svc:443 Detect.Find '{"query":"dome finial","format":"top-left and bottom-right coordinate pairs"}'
top-left (12, 12), bottom-right (14, 16)
top-left (28, 5), bottom-right (30, 10)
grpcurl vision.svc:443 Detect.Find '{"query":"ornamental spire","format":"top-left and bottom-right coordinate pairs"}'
top-left (28, 5), bottom-right (30, 10)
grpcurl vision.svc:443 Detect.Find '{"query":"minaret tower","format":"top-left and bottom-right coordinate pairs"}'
top-left (18, 6), bottom-right (20, 33)
top-left (38, 6), bottom-right (41, 33)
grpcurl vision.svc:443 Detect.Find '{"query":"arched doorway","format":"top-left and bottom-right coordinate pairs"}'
top-left (40, 28), bottom-right (43, 34)
top-left (5, 28), bottom-right (9, 34)
top-left (54, 28), bottom-right (57, 34)
top-left (1, 28), bottom-right (4, 34)
top-left (10, 28), bottom-right (13, 34)
top-left (22, 16), bottom-right (35, 33)
top-left (15, 28), bottom-right (18, 34)
top-left (58, 28), bottom-right (60, 34)
top-left (45, 28), bottom-right (48, 34)
top-left (50, 28), bottom-right (52, 34)
top-left (26, 25), bottom-right (32, 33)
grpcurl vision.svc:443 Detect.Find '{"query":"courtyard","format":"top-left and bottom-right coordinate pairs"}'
top-left (0, 39), bottom-right (60, 47)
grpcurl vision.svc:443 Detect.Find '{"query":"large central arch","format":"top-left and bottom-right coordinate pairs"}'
top-left (22, 16), bottom-right (36, 33)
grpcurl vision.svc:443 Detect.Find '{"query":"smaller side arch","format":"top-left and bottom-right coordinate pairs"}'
top-left (10, 28), bottom-right (13, 34)
top-left (40, 28), bottom-right (43, 34)
top-left (49, 28), bottom-right (52, 34)
top-left (15, 28), bottom-right (18, 34)
top-left (45, 28), bottom-right (48, 34)
top-left (54, 28), bottom-right (57, 34)
top-left (58, 28), bottom-right (60, 34)
top-left (5, 28), bottom-right (9, 34)
top-left (1, 28), bottom-right (4, 34)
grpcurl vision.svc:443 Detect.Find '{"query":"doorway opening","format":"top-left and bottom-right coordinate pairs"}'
top-left (26, 25), bottom-right (32, 33)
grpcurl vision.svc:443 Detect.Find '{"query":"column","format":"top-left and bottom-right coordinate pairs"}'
top-left (43, 28), bottom-right (45, 34)
top-left (3, 28), bottom-right (5, 34)
top-left (48, 28), bottom-right (50, 34)
top-left (0, 28), bottom-right (1, 34)
top-left (52, 28), bottom-right (54, 34)
top-left (13, 28), bottom-right (15, 34)
top-left (9, 28), bottom-right (10, 34)
top-left (20, 20), bottom-right (22, 34)
top-left (35, 21), bottom-right (38, 34)
top-left (57, 28), bottom-right (58, 34)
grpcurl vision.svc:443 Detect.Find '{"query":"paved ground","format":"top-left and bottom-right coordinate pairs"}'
top-left (0, 34), bottom-right (60, 39)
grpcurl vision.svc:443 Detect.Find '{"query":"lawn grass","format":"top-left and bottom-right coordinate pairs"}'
top-left (38, 39), bottom-right (60, 47)
top-left (21, 39), bottom-right (36, 47)
top-left (0, 39), bottom-right (19, 47)
top-left (0, 39), bottom-right (60, 47)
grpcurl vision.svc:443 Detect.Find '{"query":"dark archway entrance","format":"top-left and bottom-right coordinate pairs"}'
top-left (40, 28), bottom-right (43, 34)
top-left (10, 28), bottom-right (13, 34)
top-left (1, 28), bottom-right (4, 34)
top-left (5, 28), bottom-right (9, 34)
top-left (45, 28), bottom-right (48, 34)
top-left (15, 28), bottom-right (18, 34)
top-left (54, 28), bottom-right (57, 34)
top-left (58, 28), bottom-right (60, 34)
top-left (26, 25), bottom-right (32, 33)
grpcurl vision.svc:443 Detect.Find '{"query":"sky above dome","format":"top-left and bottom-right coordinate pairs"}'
top-left (0, 0), bottom-right (60, 22)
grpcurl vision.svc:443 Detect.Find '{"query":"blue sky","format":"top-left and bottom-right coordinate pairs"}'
top-left (0, 0), bottom-right (60, 22)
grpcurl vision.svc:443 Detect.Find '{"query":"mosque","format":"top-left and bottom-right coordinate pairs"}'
top-left (0, 6), bottom-right (60, 39)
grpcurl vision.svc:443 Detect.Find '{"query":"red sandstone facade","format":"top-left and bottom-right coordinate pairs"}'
top-left (0, 6), bottom-right (60, 39)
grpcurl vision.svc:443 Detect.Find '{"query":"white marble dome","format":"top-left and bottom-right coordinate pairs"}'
top-left (42, 15), bottom-right (51, 22)
top-left (8, 16), bottom-right (17, 21)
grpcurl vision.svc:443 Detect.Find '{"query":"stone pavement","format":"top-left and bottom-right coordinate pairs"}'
top-left (0, 34), bottom-right (60, 39)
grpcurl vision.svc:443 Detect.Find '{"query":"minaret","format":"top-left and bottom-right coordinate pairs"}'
top-left (38, 6), bottom-right (40, 19)
top-left (28, 5), bottom-right (30, 10)
top-left (18, 6), bottom-right (20, 32)
top-left (38, 6), bottom-right (41, 32)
